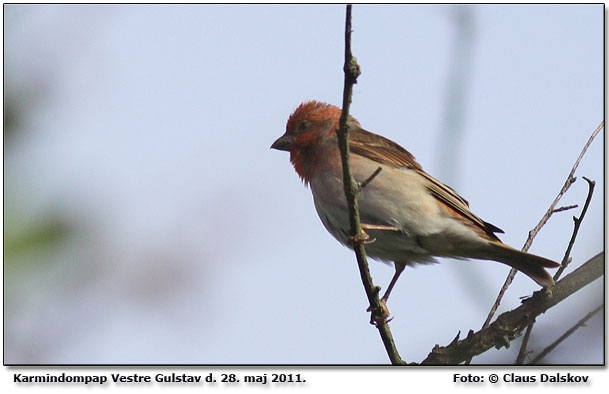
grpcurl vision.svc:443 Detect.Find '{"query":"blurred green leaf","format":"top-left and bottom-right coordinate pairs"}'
top-left (4, 217), bottom-right (71, 264)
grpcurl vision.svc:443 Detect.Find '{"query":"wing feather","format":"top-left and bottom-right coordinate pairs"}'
top-left (348, 127), bottom-right (503, 239)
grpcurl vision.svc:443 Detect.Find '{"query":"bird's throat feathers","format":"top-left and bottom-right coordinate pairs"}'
top-left (290, 145), bottom-right (316, 185)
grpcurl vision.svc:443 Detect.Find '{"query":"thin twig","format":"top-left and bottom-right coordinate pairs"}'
top-left (358, 167), bottom-right (383, 191)
top-left (335, 4), bottom-right (404, 365)
top-left (420, 252), bottom-right (603, 365)
top-left (554, 177), bottom-right (596, 280)
top-left (529, 304), bottom-right (603, 365)
top-left (515, 176), bottom-right (597, 363)
top-left (515, 323), bottom-right (536, 364)
top-left (552, 204), bottom-right (579, 213)
top-left (479, 121), bottom-right (603, 330)
top-left (463, 121), bottom-right (604, 365)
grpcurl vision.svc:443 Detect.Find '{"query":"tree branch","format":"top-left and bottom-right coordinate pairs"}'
top-left (479, 121), bottom-right (604, 330)
top-left (420, 252), bottom-right (603, 365)
top-left (335, 4), bottom-right (404, 365)
top-left (529, 304), bottom-right (603, 365)
top-left (552, 204), bottom-right (578, 214)
top-left (554, 177), bottom-right (596, 280)
top-left (515, 176), bottom-right (597, 363)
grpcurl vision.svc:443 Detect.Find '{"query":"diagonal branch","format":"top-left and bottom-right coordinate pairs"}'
top-left (463, 121), bottom-right (603, 366)
top-left (479, 121), bottom-right (604, 331)
top-left (529, 304), bottom-right (603, 365)
top-left (335, 4), bottom-right (404, 365)
top-left (515, 176), bottom-right (597, 363)
top-left (420, 252), bottom-right (603, 365)
top-left (552, 204), bottom-right (578, 214)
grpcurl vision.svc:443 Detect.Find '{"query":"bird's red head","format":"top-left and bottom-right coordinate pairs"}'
top-left (273, 101), bottom-right (341, 149)
top-left (271, 101), bottom-right (359, 183)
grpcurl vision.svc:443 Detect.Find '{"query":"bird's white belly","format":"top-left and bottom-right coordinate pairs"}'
top-left (310, 162), bottom-right (453, 264)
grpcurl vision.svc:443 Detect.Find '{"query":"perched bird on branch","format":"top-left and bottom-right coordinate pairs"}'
top-left (272, 101), bottom-right (559, 319)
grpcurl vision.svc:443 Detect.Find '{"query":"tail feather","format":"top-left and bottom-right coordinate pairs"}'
top-left (483, 242), bottom-right (560, 287)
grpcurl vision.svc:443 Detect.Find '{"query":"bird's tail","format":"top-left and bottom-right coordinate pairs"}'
top-left (480, 242), bottom-right (560, 287)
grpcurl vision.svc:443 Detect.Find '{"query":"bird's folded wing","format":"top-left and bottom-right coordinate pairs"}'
top-left (417, 170), bottom-right (503, 238)
top-left (349, 127), bottom-right (503, 239)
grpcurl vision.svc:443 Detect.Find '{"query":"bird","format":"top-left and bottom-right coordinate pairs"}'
top-left (271, 100), bottom-right (559, 320)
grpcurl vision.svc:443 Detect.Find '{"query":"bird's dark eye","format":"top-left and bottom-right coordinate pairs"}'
top-left (297, 121), bottom-right (309, 133)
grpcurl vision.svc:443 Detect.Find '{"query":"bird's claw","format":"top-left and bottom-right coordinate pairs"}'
top-left (349, 229), bottom-right (376, 245)
top-left (367, 299), bottom-right (393, 326)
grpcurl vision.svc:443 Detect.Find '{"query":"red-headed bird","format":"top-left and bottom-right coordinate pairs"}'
top-left (272, 101), bottom-right (559, 318)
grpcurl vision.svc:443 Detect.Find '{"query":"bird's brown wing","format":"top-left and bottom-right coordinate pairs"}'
top-left (349, 127), bottom-right (423, 170)
top-left (349, 127), bottom-right (503, 239)
top-left (417, 170), bottom-right (504, 239)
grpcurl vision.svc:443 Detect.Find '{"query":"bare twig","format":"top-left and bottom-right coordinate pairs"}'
top-left (554, 177), bottom-right (596, 280)
top-left (358, 166), bottom-right (383, 191)
top-left (420, 252), bottom-right (603, 365)
top-left (479, 121), bottom-right (603, 331)
top-left (464, 121), bottom-right (603, 365)
top-left (335, 4), bottom-right (404, 365)
top-left (516, 323), bottom-right (536, 363)
top-left (515, 176), bottom-right (596, 363)
top-left (529, 304), bottom-right (603, 365)
top-left (552, 204), bottom-right (579, 214)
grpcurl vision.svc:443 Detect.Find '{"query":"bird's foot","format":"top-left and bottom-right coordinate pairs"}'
top-left (349, 229), bottom-right (376, 245)
top-left (367, 298), bottom-right (393, 327)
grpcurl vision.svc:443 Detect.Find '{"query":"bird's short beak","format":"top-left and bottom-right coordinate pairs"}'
top-left (270, 135), bottom-right (293, 151)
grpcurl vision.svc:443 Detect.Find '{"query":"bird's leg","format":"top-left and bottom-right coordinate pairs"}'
top-left (368, 261), bottom-right (407, 326)
top-left (360, 223), bottom-right (402, 232)
top-left (381, 261), bottom-right (407, 304)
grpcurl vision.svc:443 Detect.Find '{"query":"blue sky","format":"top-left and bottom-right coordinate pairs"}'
top-left (4, 4), bottom-right (603, 365)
